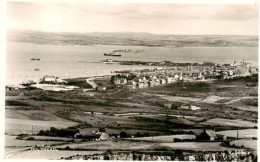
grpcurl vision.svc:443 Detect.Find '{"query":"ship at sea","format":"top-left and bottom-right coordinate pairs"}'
top-left (30, 58), bottom-right (40, 61)
top-left (104, 52), bottom-right (121, 57)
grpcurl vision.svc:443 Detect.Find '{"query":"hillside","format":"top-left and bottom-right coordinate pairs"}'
top-left (7, 30), bottom-right (258, 47)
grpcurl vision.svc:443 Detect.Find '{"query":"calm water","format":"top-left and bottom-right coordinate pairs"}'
top-left (6, 42), bottom-right (258, 85)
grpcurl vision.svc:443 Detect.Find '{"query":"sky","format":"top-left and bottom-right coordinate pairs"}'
top-left (6, 2), bottom-right (259, 35)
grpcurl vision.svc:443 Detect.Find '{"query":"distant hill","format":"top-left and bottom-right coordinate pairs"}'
top-left (7, 30), bottom-right (258, 47)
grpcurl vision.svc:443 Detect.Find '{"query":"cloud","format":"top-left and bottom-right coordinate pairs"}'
top-left (6, 2), bottom-right (258, 35)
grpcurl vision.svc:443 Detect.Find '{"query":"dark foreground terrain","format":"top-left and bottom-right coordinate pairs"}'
top-left (5, 75), bottom-right (258, 160)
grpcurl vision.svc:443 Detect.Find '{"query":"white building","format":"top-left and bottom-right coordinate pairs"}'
top-left (43, 76), bottom-right (56, 82)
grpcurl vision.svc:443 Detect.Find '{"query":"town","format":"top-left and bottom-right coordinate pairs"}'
top-left (97, 60), bottom-right (258, 91)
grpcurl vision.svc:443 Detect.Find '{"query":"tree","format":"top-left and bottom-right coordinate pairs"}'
top-left (50, 127), bottom-right (58, 134)
top-left (38, 130), bottom-right (45, 136)
top-left (99, 128), bottom-right (106, 132)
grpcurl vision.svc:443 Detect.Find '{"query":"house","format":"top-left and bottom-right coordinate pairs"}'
top-left (126, 82), bottom-right (136, 90)
top-left (166, 77), bottom-right (174, 83)
top-left (174, 74), bottom-right (179, 79)
top-left (56, 78), bottom-right (67, 83)
top-left (97, 86), bottom-right (107, 91)
top-left (136, 82), bottom-right (145, 89)
top-left (164, 103), bottom-right (172, 109)
top-left (120, 78), bottom-right (127, 84)
top-left (114, 78), bottom-right (127, 85)
top-left (160, 79), bottom-right (166, 84)
top-left (197, 73), bottom-right (203, 80)
top-left (195, 129), bottom-right (216, 141)
top-left (190, 106), bottom-right (200, 111)
top-left (99, 132), bottom-right (110, 141)
top-left (148, 80), bottom-right (156, 87)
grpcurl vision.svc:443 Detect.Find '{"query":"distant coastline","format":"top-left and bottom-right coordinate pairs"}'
top-left (7, 30), bottom-right (258, 47)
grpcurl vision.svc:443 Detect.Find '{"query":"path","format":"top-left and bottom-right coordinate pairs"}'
top-left (86, 78), bottom-right (98, 89)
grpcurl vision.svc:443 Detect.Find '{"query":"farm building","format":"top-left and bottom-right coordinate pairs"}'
top-left (164, 103), bottom-right (172, 109)
top-left (99, 133), bottom-right (110, 141)
top-left (196, 129), bottom-right (216, 141)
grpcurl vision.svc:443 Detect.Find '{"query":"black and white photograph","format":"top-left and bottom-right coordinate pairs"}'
top-left (3, 0), bottom-right (259, 161)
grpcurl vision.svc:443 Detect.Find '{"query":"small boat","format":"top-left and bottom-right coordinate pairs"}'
top-left (31, 58), bottom-right (40, 61)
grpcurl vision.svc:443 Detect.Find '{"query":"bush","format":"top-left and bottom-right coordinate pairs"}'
top-left (27, 137), bottom-right (35, 140)
top-left (99, 128), bottom-right (106, 132)
top-left (37, 127), bottom-right (79, 137)
top-left (120, 131), bottom-right (128, 138)
top-left (6, 100), bottom-right (30, 106)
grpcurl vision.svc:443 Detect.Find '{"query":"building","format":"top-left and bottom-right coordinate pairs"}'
top-left (125, 81), bottom-right (136, 90)
top-left (114, 78), bottom-right (127, 85)
top-left (56, 78), bottom-right (67, 83)
top-left (43, 76), bottom-right (56, 82)
top-left (164, 103), bottom-right (172, 109)
top-left (97, 86), bottom-right (107, 91)
top-left (148, 80), bottom-right (156, 87)
top-left (196, 129), bottom-right (216, 141)
top-left (166, 77), bottom-right (174, 83)
top-left (190, 106), bottom-right (200, 111)
top-left (160, 79), bottom-right (166, 84)
top-left (99, 132), bottom-right (110, 141)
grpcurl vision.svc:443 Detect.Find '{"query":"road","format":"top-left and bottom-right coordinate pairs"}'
top-left (86, 78), bottom-right (97, 89)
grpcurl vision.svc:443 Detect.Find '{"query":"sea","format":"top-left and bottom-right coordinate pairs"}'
top-left (6, 42), bottom-right (258, 86)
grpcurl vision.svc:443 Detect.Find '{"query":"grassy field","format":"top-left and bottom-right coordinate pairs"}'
top-left (130, 135), bottom-right (195, 143)
top-left (216, 129), bottom-right (257, 138)
top-left (9, 150), bottom-right (103, 160)
top-left (5, 109), bottom-right (77, 135)
top-left (160, 142), bottom-right (236, 152)
top-left (56, 140), bottom-right (156, 151)
top-left (230, 139), bottom-right (257, 150)
top-left (5, 135), bottom-right (64, 147)
top-left (201, 118), bottom-right (257, 128)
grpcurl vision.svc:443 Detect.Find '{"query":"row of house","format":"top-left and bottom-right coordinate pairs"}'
top-left (113, 75), bottom-right (177, 90)
top-left (113, 60), bottom-right (257, 90)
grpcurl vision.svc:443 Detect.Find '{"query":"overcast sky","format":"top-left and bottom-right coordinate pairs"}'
top-left (7, 2), bottom-right (259, 35)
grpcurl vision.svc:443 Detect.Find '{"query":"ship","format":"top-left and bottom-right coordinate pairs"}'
top-left (30, 58), bottom-right (40, 61)
top-left (104, 52), bottom-right (121, 57)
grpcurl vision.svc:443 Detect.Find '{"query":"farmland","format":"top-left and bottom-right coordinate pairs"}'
top-left (5, 75), bottom-right (258, 159)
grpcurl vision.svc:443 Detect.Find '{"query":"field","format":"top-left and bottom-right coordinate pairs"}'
top-left (230, 139), bottom-right (257, 150)
top-left (5, 75), bottom-right (258, 159)
top-left (160, 142), bottom-right (236, 151)
top-left (201, 118), bottom-right (257, 128)
top-left (5, 109), bottom-right (77, 135)
top-left (216, 129), bottom-right (257, 138)
top-left (9, 150), bottom-right (104, 159)
top-left (5, 135), bottom-right (64, 147)
top-left (56, 140), bottom-right (156, 151)
top-left (130, 135), bottom-right (195, 142)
